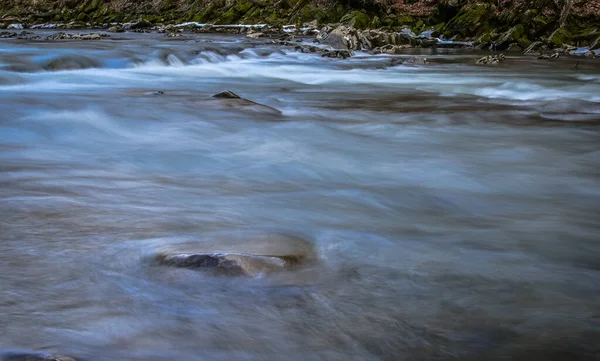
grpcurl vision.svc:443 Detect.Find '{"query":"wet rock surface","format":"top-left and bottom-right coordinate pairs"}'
top-left (0, 352), bottom-right (76, 361)
top-left (211, 90), bottom-right (282, 117)
top-left (44, 32), bottom-right (108, 41)
top-left (151, 232), bottom-right (315, 277)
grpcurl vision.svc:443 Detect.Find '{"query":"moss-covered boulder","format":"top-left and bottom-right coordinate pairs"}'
top-left (340, 10), bottom-right (370, 30)
top-left (214, 0), bottom-right (254, 25)
top-left (497, 24), bottom-right (526, 49)
top-left (548, 27), bottom-right (572, 48)
top-left (444, 3), bottom-right (495, 39)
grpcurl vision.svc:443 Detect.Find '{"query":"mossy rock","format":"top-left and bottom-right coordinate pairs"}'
top-left (445, 3), bottom-right (494, 38)
top-left (548, 28), bottom-right (572, 47)
top-left (398, 15), bottom-right (415, 26)
top-left (83, 0), bottom-right (103, 14)
top-left (572, 27), bottom-right (599, 45)
top-left (143, 15), bottom-right (163, 23)
top-left (76, 13), bottom-right (88, 21)
top-left (370, 16), bottom-right (380, 29)
top-left (340, 10), bottom-right (370, 29)
top-left (215, 0), bottom-right (254, 25)
top-left (107, 13), bottom-right (124, 23)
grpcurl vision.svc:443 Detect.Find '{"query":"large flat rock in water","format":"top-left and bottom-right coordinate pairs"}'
top-left (152, 232), bottom-right (315, 277)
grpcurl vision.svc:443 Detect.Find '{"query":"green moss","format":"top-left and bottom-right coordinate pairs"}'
top-left (107, 13), bottom-right (124, 23)
top-left (572, 27), bottom-right (599, 45)
top-left (370, 16), bottom-right (380, 29)
top-left (517, 35), bottom-right (532, 48)
top-left (215, 0), bottom-right (254, 25)
top-left (76, 13), bottom-right (88, 21)
top-left (398, 15), bottom-right (414, 26)
top-left (445, 3), bottom-right (494, 38)
top-left (143, 15), bottom-right (163, 23)
top-left (549, 28), bottom-right (572, 47)
top-left (340, 10), bottom-right (370, 29)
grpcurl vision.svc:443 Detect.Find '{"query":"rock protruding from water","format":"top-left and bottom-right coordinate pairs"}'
top-left (152, 232), bottom-right (315, 277)
top-left (155, 253), bottom-right (299, 276)
top-left (44, 32), bottom-right (107, 41)
top-left (212, 90), bottom-right (241, 99)
top-left (1, 352), bottom-right (76, 361)
top-left (476, 53), bottom-right (506, 65)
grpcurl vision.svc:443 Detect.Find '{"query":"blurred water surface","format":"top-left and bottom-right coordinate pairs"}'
top-left (0, 32), bottom-right (599, 361)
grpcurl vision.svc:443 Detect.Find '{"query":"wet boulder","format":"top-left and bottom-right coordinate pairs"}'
top-left (212, 90), bottom-right (241, 99)
top-left (320, 25), bottom-right (360, 50)
top-left (211, 90), bottom-right (282, 117)
top-left (151, 232), bottom-right (315, 277)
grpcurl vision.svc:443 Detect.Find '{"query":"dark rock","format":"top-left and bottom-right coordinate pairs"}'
top-left (1, 352), bottom-right (76, 361)
top-left (320, 49), bottom-right (353, 59)
top-left (151, 90), bottom-right (165, 95)
top-left (211, 90), bottom-right (282, 117)
top-left (0, 31), bottom-right (16, 38)
top-left (155, 253), bottom-right (298, 276)
top-left (152, 232), bottom-right (315, 277)
top-left (212, 90), bottom-right (241, 99)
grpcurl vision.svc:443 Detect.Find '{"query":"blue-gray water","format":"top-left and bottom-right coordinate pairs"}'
top-left (1, 32), bottom-right (599, 361)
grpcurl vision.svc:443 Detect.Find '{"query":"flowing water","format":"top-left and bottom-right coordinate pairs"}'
top-left (1, 31), bottom-right (600, 361)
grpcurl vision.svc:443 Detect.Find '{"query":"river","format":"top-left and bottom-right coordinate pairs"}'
top-left (1, 31), bottom-right (599, 361)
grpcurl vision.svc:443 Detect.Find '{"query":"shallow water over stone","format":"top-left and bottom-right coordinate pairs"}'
top-left (1, 31), bottom-right (599, 361)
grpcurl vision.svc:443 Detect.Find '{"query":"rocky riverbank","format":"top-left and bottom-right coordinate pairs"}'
top-left (1, 0), bottom-right (599, 53)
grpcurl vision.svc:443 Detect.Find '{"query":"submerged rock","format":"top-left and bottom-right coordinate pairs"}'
top-left (42, 54), bottom-right (101, 71)
top-left (152, 232), bottom-right (315, 277)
